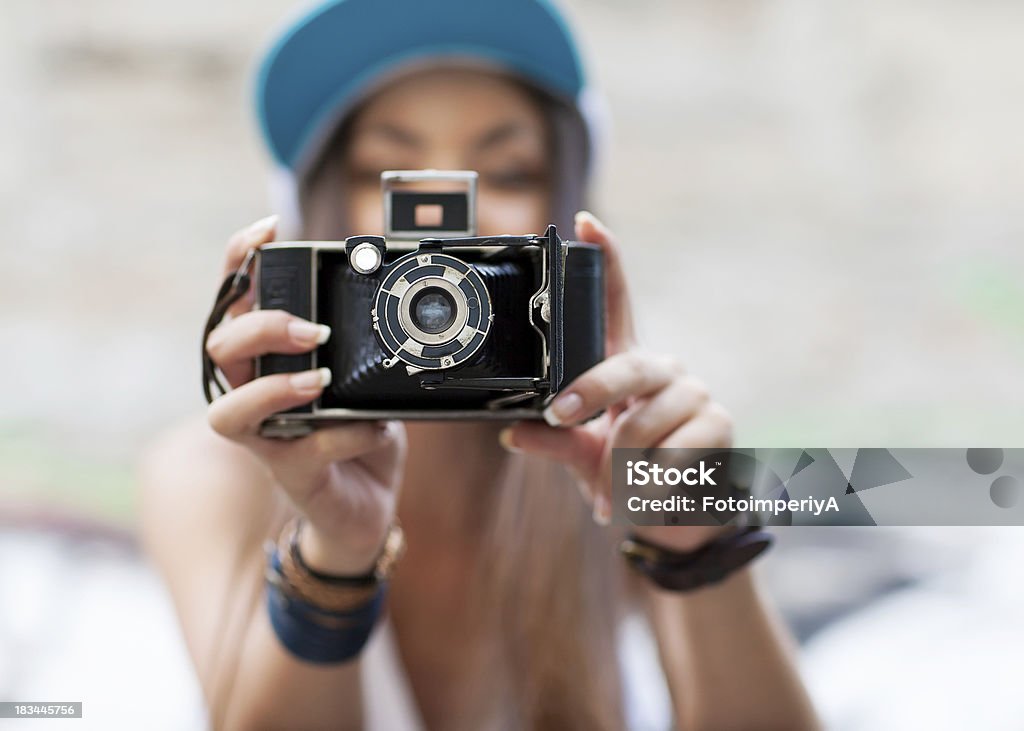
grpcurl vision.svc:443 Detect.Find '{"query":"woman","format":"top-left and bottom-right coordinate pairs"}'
top-left (142, 1), bottom-right (819, 728)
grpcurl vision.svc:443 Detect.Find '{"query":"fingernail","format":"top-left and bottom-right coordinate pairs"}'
top-left (290, 367), bottom-right (331, 393)
top-left (593, 495), bottom-right (611, 526)
top-left (543, 392), bottom-right (583, 427)
top-left (576, 210), bottom-right (611, 238)
top-left (205, 327), bottom-right (225, 353)
top-left (498, 428), bottom-right (521, 453)
top-left (246, 214), bottom-right (279, 242)
top-left (288, 320), bottom-right (331, 346)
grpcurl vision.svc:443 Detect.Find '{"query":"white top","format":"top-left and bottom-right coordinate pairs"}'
top-left (361, 614), bottom-right (673, 730)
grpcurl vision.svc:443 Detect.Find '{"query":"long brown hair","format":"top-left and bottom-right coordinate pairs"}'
top-left (300, 79), bottom-right (628, 729)
top-left (481, 455), bottom-right (625, 728)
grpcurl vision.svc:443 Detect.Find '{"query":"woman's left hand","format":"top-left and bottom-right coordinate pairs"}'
top-left (500, 211), bottom-right (733, 552)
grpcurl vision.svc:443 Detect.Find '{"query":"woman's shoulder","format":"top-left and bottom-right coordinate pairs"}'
top-left (138, 417), bottom-right (287, 707)
top-left (139, 416), bottom-right (280, 564)
top-left (141, 415), bottom-right (257, 474)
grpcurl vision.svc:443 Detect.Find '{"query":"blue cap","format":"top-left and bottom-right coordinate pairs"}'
top-left (256, 0), bottom-right (592, 176)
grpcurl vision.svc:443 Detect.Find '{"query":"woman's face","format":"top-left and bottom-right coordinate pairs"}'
top-left (340, 68), bottom-right (552, 237)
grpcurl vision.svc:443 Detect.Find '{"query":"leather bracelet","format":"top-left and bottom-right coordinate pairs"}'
top-left (273, 518), bottom-right (405, 613)
top-left (287, 519), bottom-right (398, 587)
top-left (619, 527), bottom-right (773, 592)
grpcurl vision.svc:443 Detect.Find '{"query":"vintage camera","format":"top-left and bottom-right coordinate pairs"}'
top-left (253, 170), bottom-right (604, 437)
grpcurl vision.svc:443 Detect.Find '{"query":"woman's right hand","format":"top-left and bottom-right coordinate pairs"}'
top-left (204, 215), bottom-right (407, 575)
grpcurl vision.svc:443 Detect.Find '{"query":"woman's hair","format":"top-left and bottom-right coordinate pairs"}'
top-left (299, 79), bottom-right (628, 729)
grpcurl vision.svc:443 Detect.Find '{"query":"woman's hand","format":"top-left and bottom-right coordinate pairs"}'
top-left (500, 212), bottom-right (732, 552)
top-left (205, 215), bottom-right (407, 574)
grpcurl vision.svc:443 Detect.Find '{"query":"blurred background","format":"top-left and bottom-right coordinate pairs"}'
top-left (1, 0), bottom-right (1022, 728)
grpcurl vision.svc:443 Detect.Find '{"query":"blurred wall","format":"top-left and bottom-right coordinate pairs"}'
top-left (2, 0), bottom-right (1022, 517)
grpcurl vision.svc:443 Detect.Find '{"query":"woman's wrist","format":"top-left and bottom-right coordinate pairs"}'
top-left (298, 520), bottom-right (390, 577)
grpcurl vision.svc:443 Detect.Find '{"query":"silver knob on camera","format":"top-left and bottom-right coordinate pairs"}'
top-left (349, 241), bottom-right (383, 274)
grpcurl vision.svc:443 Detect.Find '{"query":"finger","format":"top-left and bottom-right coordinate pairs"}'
top-left (657, 402), bottom-right (735, 450)
top-left (610, 375), bottom-right (711, 449)
top-left (588, 382), bottom-right (713, 526)
top-left (260, 421), bottom-right (401, 501)
top-left (224, 215), bottom-right (279, 276)
top-left (223, 215), bottom-right (279, 317)
top-left (206, 310), bottom-right (331, 387)
top-left (589, 401), bottom-right (733, 527)
top-left (574, 211), bottom-right (636, 353)
top-left (500, 421), bottom-right (604, 482)
top-left (207, 368), bottom-right (331, 440)
top-left (357, 420), bottom-right (408, 486)
top-left (542, 351), bottom-right (682, 427)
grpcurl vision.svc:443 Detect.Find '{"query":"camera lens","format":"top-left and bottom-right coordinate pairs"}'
top-left (410, 287), bottom-right (457, 334)
top-left (375, 251), bottom-right (491, 369)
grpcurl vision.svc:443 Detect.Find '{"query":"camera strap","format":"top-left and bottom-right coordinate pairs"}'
top-left (201, 248), bottom-right (257, 404)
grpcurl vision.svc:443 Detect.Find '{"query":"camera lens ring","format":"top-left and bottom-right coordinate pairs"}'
top-left (372, 252), bottom-right (492, 370)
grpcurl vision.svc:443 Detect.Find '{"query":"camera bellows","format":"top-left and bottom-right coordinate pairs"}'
top-left (324, 259), bottom-right (537, 405)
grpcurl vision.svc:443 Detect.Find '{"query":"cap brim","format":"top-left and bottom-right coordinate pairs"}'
top-left (256, 0), bottom-right (587, 174)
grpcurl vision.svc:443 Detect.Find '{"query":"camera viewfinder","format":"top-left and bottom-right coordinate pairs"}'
top-left (382, 170), bottom-right (477, 242)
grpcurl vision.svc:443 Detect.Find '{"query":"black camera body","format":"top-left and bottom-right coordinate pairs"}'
top-left (254, 171), bottom-right (604, 437)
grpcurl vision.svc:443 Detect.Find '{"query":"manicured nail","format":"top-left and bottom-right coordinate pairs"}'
top-left (246, 214), bottom-right (279, 243)
top-left (288, 320), bottom-right (331, 346)
top-left (290, 367), bottom-right (331, 393)
top-left (205, 327), bottom-right (225, 353)
top-left (498, 428), bottom-right (521, 453)
top-left (543, 392), bottom-right (583, 427)
top-left (593, 495), bottom-right (611, 526)
top-left (575, 210), bottom-right (611, 237)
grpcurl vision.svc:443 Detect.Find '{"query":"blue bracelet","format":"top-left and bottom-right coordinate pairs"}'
top-left (266, 548), bottom-right (386, 664)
